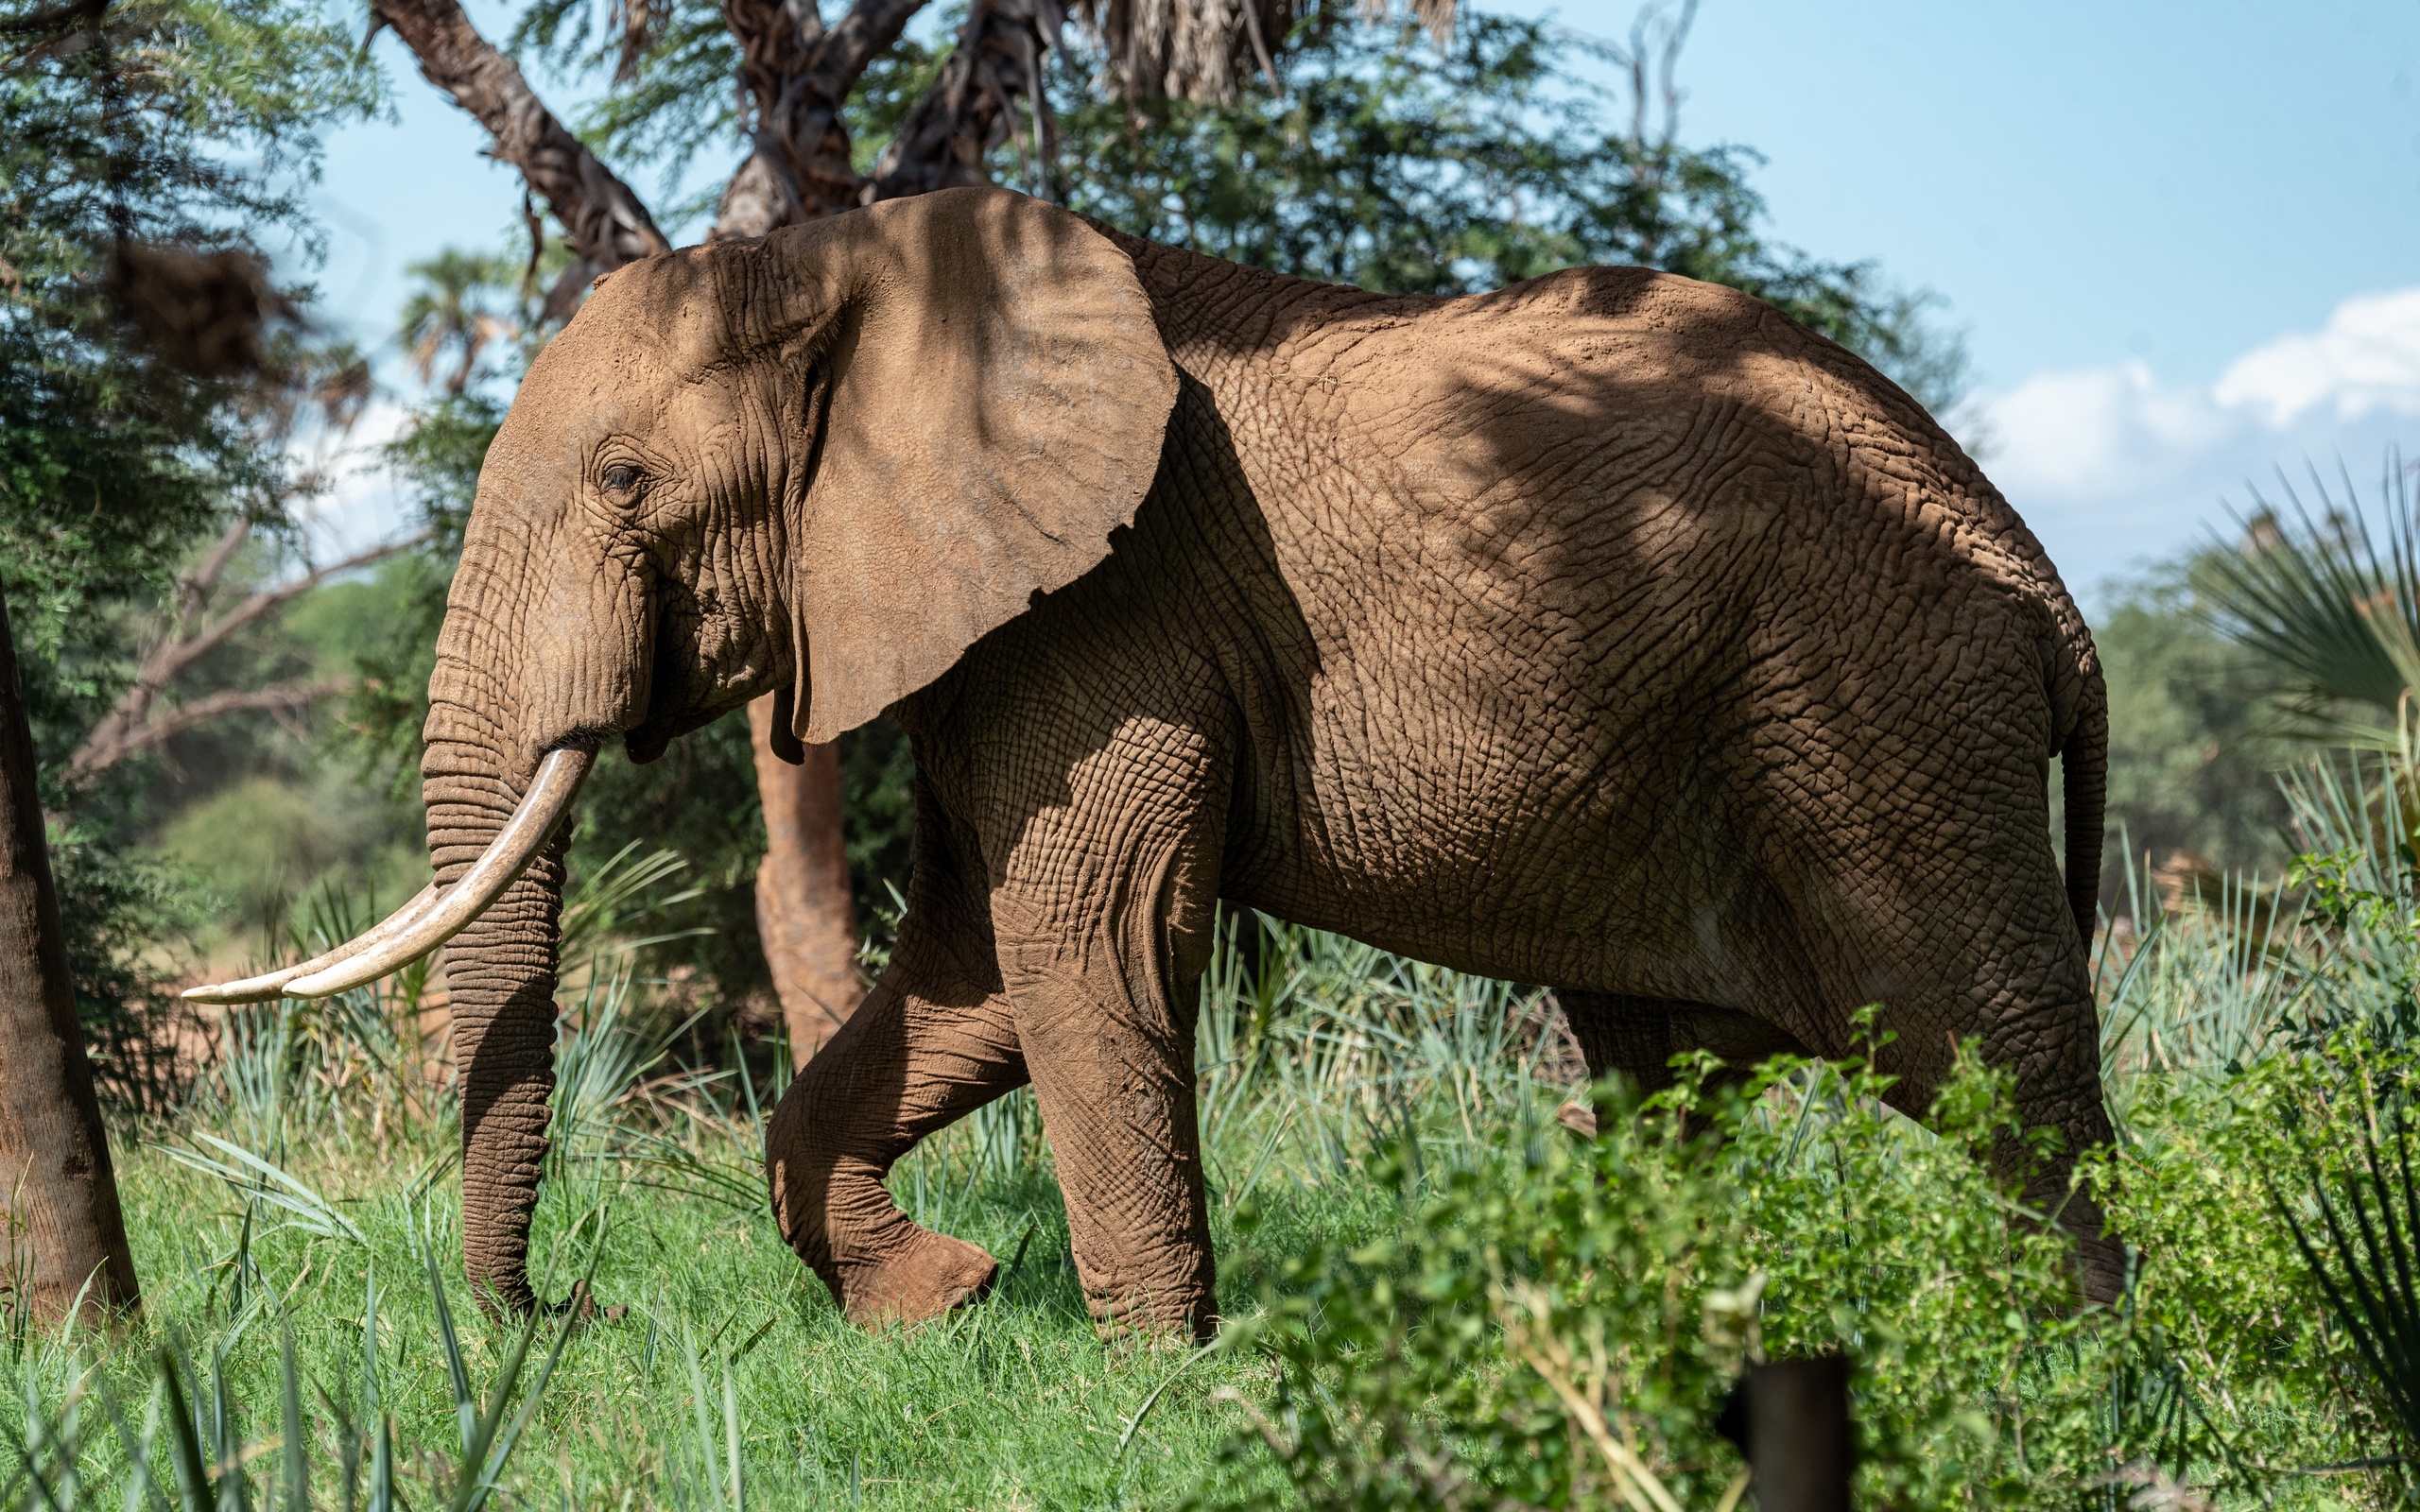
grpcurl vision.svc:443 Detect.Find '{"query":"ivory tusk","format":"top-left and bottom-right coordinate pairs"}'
top-left (182, 882), bottom-right (442, 1004)
top-left (280, 747), bottom-right (596, 1000)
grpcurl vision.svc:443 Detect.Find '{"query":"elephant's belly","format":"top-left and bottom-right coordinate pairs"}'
top-left (1223, 713), bottom-right (1765, 1005)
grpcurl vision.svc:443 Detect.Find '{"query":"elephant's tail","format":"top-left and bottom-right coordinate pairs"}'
top-left (2060, 656), bottom-right (2109, 950)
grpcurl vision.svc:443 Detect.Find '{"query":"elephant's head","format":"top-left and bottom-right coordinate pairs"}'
top-left (185, 188), bottom-right (1179, 1309)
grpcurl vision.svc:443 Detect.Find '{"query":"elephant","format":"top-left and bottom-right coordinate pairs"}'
top-left (187, 184), bottom-right (2118, 1334)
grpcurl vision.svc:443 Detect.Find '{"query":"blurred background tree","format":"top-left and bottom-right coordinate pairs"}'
top-left (0, 0), bottom-right (379, 1316)
top-left (2091, 568), bottom-right (2293, 897)
top-left (2, 0), bottom-right (382, 1097)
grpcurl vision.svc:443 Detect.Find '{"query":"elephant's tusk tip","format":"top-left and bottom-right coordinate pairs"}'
top-left (276, 747), bottom-right (594, 998)
top-left (182, 981), bottom-right (285, 1005)
top-left (174, 881), bottom-right (445, 1007)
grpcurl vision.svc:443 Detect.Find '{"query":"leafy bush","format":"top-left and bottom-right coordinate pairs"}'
top-left (1201, 1033), bottom-right (2118, 1511)
top-left (45, 827), bottom-right (203, 1109)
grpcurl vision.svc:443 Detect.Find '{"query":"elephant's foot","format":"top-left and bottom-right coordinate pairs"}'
top-left (1089, 1292), bottom-right (1219, 1346)
top-left (837, 1229), bottom-right (997, 1330)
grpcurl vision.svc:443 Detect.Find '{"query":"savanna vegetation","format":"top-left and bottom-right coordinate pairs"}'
top-left (10, 0), bottom-right (2420, 1500)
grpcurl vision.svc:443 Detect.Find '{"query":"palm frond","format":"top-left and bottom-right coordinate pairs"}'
top-left (2197, 453), bottom-right (2420, 738)
top-left (2275, 1068), bottom-right (2420, 1452)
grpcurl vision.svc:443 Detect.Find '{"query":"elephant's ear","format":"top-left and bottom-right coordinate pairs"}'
top-left (762, 187), bottom-right (1179, 744)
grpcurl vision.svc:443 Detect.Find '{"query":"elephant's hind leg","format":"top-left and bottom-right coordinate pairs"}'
top-left (765, 867), bottom-right (1026, 1328)
top-left (1556, 991), bottom-right (1807, 1131)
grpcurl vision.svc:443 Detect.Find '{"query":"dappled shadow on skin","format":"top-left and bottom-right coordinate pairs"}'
top-left (1351, 263), bottom-right (2101, 1144)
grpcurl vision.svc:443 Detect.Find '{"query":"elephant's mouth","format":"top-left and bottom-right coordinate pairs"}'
top-left (618, 588), bottom-right (770, 765)
top-left (620, 660), bottom-right (743, 765)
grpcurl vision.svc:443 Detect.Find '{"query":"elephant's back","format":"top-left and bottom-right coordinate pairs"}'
top-left (1165, 256), bottom-right (2090, 988)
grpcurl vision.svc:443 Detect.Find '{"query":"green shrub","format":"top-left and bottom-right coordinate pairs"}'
top-left (1201, 1033), bottom-right (2120, 1511)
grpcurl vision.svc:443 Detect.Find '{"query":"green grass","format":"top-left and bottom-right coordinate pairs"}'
top-left (84, 1109), bottom-right (1370, 1508)
top-left (6, 908), bottom-right (1539, 1508)
top-left (14, 806), bottom-right (2420, 1508)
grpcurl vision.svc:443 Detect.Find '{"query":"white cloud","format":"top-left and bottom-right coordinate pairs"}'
top-left (1984, 360), bottom-right (2230, 500)
top-left (1970, 287), bottom-right (2420, 602)
top-left (2214, 288), bottom-right (2420, 427)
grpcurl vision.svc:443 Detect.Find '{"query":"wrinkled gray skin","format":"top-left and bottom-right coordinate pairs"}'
top-left (426, 186), bottom-right (2115, 1330)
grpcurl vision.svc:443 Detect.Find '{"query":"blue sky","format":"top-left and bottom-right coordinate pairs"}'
top-left (302, 0), bottom-right (2420, 606)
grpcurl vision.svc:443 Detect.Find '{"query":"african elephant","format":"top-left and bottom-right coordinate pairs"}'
top-left (189, 185), bottom-right (2118, 1332)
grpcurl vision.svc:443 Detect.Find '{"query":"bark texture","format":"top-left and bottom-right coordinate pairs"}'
top-left (369, 0), bottom-right (671, 300)
top-left (748, 698), bottom-right (861, 1064)
top-left (713, 0), bottom-right (925, 232)
top-left (867, 0), bottom-right (1060, 202)
top-left (0, 584), bottom-right (139, 1324)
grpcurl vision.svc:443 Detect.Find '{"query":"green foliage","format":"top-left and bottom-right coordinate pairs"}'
top-left (44, 826), bottom-right (203, 1107)
top-left (2092, 1055), bottom-right (2377, 1491)
top-left (573, 720), bottom-right (771, 1000)
top-left (159, 774), bottom-right (422, 936)
top-left (2, 0), bottom-right (381, 1096)
top-left (2196, 455), bottom-right (2420, 745)
top-left (11, 846), bottom-right (2420, 1505)
top-left (1050, 9), bottom-right (1968, 411)
top-left (0, 1236), bottom-right (586, 1511)
top-left (342, 395), bottom-right (503, 796)
top-left (2095, 565), bottom-right (2305, 888)
top-left (2268, 1043), bottom-right (2420, 1465)
top-left (0, 0), bottom-right (376, 751)
top-left (1203, 1042), bottom-right (2110, 1511)
top-left (398, 248), bottom-right (530, 397)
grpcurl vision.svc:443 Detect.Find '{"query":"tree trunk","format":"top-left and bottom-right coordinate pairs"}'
top-left (749, 696), bottom-right (863, 1066)
top-left (0, 584), bottom-right (139, 1325)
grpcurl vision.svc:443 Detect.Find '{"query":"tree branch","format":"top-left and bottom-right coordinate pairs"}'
top-left (868, 0), bottom-right (1060, 202)
top-left (175, 517), bottom-right (252, 639)
top-left (368, 0), bottom-right (671, 282)
top-left (71, 680), bottom-right (356, 781)
top-left (713, 0), bottom-right (932, 236)
top-left (66, 533), bottom-right (425, 788)
top-left (0, 0), bottom-right (101, 37)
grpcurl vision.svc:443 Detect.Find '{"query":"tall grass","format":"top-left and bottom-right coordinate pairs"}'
top-left (18, 788), bottom-right (2420, 1503)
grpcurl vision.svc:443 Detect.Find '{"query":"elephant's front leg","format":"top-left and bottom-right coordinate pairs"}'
top-left (765, 825), bottom-right (1028, 1327)
top-left (988, 742), bottom-right (1228, 1341)
top-left (766, 963), bottom-right (1023, 1324)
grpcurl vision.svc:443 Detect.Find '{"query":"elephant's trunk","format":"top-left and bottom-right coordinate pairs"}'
top-left (182, 662), bottom-right (596, 1314)
top-left (421, 714), bottom-right (580, 1314)
top-left (178, 749), bottom-right (590, 1005)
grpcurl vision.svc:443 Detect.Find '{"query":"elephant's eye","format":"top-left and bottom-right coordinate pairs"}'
top-left (601, 464), bottom-right (642, 495)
